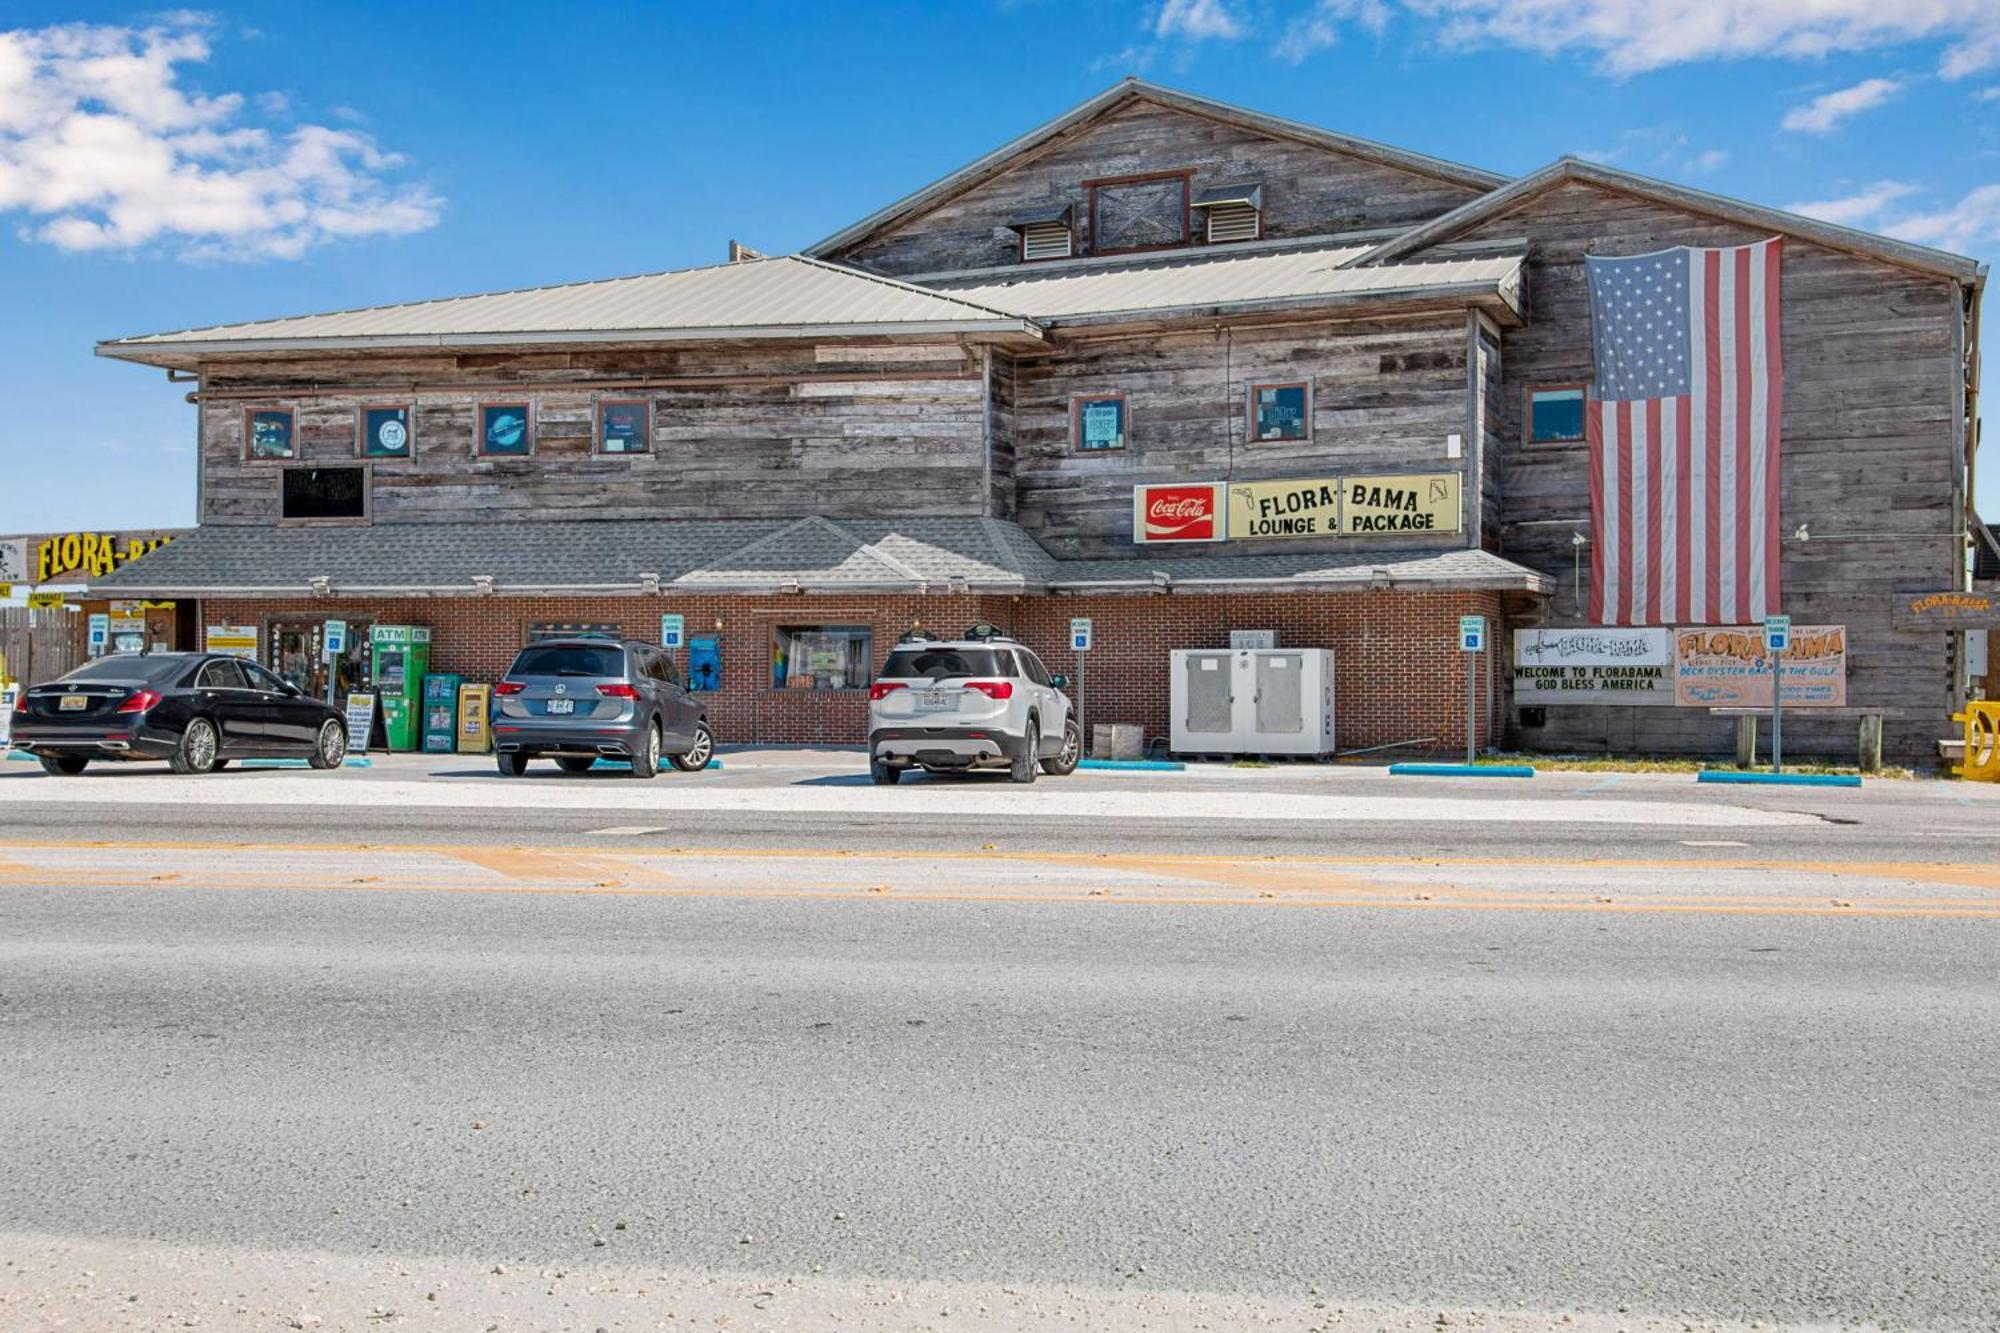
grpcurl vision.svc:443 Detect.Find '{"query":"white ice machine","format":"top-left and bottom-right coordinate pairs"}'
top-left (1169, 647), bottom-right (1335, 757)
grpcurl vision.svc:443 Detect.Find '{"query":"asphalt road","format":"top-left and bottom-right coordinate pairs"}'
top-left (0, 755), bottom-right (1995, 1329)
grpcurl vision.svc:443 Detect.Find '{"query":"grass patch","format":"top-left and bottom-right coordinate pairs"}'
top-left (1230, 758), bottom-right (1272, 769)
top-left (1471, 751), bottom-right (1915, 780)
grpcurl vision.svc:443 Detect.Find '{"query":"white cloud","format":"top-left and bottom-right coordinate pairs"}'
top-left (1296, 1), bottom-right (2000, 79)
top-left (1277, 0), bottom-right (1391, 62)
top-left (1784, 179), bottom-right (1920, 225)
top-left (1881, 183), bottom-right (2000, 251)
top-left (1781, 77), bottom-right (1903, 133)
top-left (1976, 86), bottom-right (2000, 101)
top-left (1687, 148), bottom-right (1730, 172)
top-left (1156, 0), bottom-right (1244, 42)
top-left (0, 17), bottom-right (441, 261)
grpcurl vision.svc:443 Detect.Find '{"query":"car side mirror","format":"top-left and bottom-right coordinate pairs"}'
top-left (1051, 674), bottom-right (1069, 689)
top-left (282, 681), bottom-right (303, 697)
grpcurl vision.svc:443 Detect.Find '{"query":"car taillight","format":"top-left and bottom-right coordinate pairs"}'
top-left (494, 681), bottom-right (526, 696)
top-left (964, 680), bottom-right (1013, 700)
top-left (596, 683), bottom-right (639, 699)
top-left (12, 690), bottom-right (26, 714)
top-left (115, 690), bottom-right (160, 715)
top-left (869, 682), bottom-right (907, 701)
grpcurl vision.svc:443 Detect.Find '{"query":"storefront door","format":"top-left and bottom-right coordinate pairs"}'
top-left (268, 619), bottom-right (373, 704)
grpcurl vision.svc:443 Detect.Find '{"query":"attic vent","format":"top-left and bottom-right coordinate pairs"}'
top-left (1006, 203), bottom-right (1075, 263)
top-left (1192, 183), bottom-right (1263, 245)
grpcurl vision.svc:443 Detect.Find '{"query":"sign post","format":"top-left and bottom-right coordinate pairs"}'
top-left (1070, 617), bottom-right (1093, 756)
top-left (322, 620), bottom-right (348, 705)
top-left (1763, 614), bottom-right (1792, 772)
top-left (1460, 615), bottom-right (1487, 763)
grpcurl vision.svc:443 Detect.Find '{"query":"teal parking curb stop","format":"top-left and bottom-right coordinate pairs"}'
top-left (238, 757), bottom-right (375, 769)
top-left (1390, 763), bottom-right (1536, 778)
top-left (591, 758), bottom-right (723, 771)
top-left (1077, 758), bottom-right (1184, 772)
top-left (1697, 769), bottom-right (1862, 788)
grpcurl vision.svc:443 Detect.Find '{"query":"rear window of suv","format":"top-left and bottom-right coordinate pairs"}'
top-left (508, 644), bottom-right (626, 677)
top-left (881, 647), bottom-right (1004, 680)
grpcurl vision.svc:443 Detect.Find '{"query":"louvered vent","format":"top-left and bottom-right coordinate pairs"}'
top-left (1021, 220), bottom-right (1073, 261)
top-left (1205, 201), bottom-right (1260, 244)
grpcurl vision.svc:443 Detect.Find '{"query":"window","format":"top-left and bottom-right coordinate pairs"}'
top-left (60, 655), bottom-right (189, 685)
top-left (1072, 393), bottom-right (1128, 452)
top-left (508, 642), bottom-right (626, 676)
top-left (1019, 652), bottom-right (1052, 687)
top-left (360, 405), bottom-right (413, 458)
top-left (598, 399), bottom-right (651, 454)
top-left (196, 659), bottom-right (248, 690)
top-left (1192, 184), bottom-right (1263, 244)
top-left (241, 661), bottom-right (289, 693)
top-left (881, 646), bottom-right (1005, 680)
top-left (1087, 172), bottom-right (1191, 254)
top-left (478, 402), bottom-right (533, 456)
top-left (245, 408), bottom-right (296, 460)
top-left (281, 466), bottom-right (367, 521)
top-left (773, 625), bottom-right (872, 691)
top-left (1528, 385), bottom-right (1587, 444)
top-left (1249, 382), bottom-right (1310, 442)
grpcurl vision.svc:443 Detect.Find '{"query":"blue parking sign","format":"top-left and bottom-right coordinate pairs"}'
top-left (660, 614), bottom-right (685, 649)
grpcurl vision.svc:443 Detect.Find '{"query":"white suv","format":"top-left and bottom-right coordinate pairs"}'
top-left (867, 631), bottom-right (1081, 784)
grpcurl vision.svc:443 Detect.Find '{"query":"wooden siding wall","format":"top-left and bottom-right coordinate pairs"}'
top-left (196, 343), bottom-right (990, 526)
top-left (988, 351), bottom-right (1019, 518)
top-left (833, 99), bottom-right (1483, 277)
top-left (1471, 316), bottom-right (1504, 548)
top-left (1011, 316), bottom-right (1476, 558)
top-left (1480, 182), bottom-right (1966, 760)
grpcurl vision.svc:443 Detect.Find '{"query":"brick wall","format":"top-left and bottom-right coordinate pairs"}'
top-left (204, 588), bottom-right (1500, 752)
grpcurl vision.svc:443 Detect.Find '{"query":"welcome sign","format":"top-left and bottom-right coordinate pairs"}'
top-left (1513, 627), bottom-right (1674, 706)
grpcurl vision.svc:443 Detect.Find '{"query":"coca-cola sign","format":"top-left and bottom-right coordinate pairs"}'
top-left (1133, 483), bottom-right (1226, 543)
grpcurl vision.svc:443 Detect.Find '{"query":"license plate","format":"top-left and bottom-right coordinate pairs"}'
top-left (545, 698), bottom-right (575, 715)
top-left (59, 695), bottom-right (88, 711)
top-left (917, 689), bottom-right (956, 712)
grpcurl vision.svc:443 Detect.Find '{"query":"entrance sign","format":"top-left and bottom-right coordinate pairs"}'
top-left (1070, 618), bottom-right (1093, 652)
top-left (206, 625), bottom-right (259, 658)
top-left (1340, 473), bottom-right (1462, 535)
top-left (344, 693), bottom-right (378, 754)
top-left (27, 592), bottom-right (65, 609)
top-left (1674, 626), bottom-right (1846, 708)
top-left (1133, 483), bottom-right (1225, 543)
top-left (1513, 627), bottom-right (1673, 706)
top-left (1228, 477), bottom-right (1340, 540)
top-left (660, 614), bottom-right (685, 649)
top-left (1459, 616), bottom-right (1487, 652)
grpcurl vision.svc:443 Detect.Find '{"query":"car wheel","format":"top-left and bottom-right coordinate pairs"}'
top-left (555, 755), bottom-right (596, 774)
top-left (1041, 717), bottom-right (1082, 776)
top-left (308, 719), bottom-right (347, 770)
top-left (1010, 720), bottom-right (1039, 784)
top-left (870, 754), bottom-right (902, 785)
top-left (38, 754), bottom-right (89, 776)
top-left (670, 720), bottom-right (714, 772)
top-left (629, 720), bottom-right (661, 779)
top-left (169, 718), bottom-right (220, 775)
top-left (496, 751), bottom-right (530, 777)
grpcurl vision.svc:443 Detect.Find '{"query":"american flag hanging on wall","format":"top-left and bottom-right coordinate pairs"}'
top-left (1585, 237), bottom-right (1783, 626)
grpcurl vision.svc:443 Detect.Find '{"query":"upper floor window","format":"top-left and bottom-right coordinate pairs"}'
top-left (359, 405), bottom-right (412, 458)
top-left (281, 465), bottom-right (367, 522)
top-left (1527, 385), bottom-right (1587, 444)
top-left (1249, 382), bottom-right (1310, 442)
top-left (245, 408), bottom-right (296, 460)
top-left (1193, 184), bottom-right (1263, 244)
top-left (1007, 204), bottom-right (1074, 262)
top-left (478, 403), bottom-right (533, 457)
top-left (597, 399), bottom-right (651, 454)
top-left (1086, 171), bottom-right (1191, 255)
top-left (1072, 393), bottom-right (1128, 452)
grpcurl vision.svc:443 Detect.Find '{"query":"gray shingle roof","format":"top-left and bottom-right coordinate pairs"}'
top-left (93, 518), bottom-right (1546, 597)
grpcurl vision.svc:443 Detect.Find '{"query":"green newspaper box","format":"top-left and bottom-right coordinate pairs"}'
top-left (370, 625), bottom-right (431, 752)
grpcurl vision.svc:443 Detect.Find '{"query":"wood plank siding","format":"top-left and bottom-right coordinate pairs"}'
top-left (1470, 181), bottom-right (1969, 760)
top-left (830, 99), bottom-right (1484, 277)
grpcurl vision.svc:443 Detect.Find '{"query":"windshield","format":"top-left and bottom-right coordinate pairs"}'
top-left (881, 647), bottom-right (1002, 681)
top-left (507, 644), bottom-right (625, 677)
top-left (59, 655), bottom-right (191, 685)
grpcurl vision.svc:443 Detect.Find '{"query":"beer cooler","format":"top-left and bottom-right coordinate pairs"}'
top-left (1169, 647), bottom-right (1335, 757)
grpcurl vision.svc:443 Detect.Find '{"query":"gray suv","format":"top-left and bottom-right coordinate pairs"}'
top-left (491, 638), bottom-right (713, 778)
top-left (868, 632), bottom-right (1080, 784)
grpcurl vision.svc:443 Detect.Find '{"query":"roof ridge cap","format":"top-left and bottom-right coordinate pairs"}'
top-left (786, 254), bottom-right (1034, 322)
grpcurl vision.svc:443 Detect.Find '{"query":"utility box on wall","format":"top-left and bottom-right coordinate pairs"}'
top-left (1170, 648), bottom-right (1335, 757)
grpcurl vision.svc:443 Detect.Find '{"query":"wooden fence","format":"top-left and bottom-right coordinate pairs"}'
top-left (0, 606), bottom-right (81, 686)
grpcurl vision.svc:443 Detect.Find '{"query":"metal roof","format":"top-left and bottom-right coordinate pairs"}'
top-left (935, 244), bottom-right (1524, 323)
top-left (92, 516), bottom-right (1547, 597)
top-left (97, 256), bottom-right (1040, 364)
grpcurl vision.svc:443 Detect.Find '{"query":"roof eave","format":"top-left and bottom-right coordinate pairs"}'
top-left (1034, 279), bottom-right (1525, 331)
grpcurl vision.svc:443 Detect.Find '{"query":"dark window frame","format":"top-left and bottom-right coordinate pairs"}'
top-left (595, 398), bottom-right (652, 456)
top-left (243, 406), bottom-right (297, 461)
top-left (1526, 382), bottom-right (1589, 445)
top-left (277, 463), bottom-right (372, 526)
top-left (1083, 169), bottom-right (1194, 256)
top-left (475, 401), bottom-right (535, 458)
top-left (1246, 380), bottom-right (1312, 443)
top-left (1071, 391), bottom-right (1129, 454)
top-left (356, 403), bottom-right (415, 460)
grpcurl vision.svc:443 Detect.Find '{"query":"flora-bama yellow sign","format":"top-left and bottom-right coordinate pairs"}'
top-left (0, 530), bottom-right (184, 586)
top-left (1225, 473), bottom-right (1462, 540)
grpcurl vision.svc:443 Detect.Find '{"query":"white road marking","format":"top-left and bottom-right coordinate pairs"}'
top-left (1681, 839), bottom-right (1750, 847)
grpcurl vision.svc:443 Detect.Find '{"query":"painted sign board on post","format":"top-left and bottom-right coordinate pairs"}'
top-left (1070, 618), bottom-right (1093, 652)
top-left (1674, 625), bottom-right (1846, 708)
top-left (1512, 627), bottom-right (1673, 706)
top-left (344, 693), bottom-right (378, 754)
top-left (1459, 615), bottom-right (1487, 652)
top-left (660, 614), bottom-right (685, 649)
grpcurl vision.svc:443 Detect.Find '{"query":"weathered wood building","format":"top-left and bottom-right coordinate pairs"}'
top-left (96, 80), bottom-right (1985, 761)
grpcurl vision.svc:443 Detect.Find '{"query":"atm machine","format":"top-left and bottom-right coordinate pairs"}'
top-left (370, 625), bottom-right (431, 752)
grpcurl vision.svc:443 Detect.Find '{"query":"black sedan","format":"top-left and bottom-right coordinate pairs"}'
top-left (10, 652), bottom-right (349, 776)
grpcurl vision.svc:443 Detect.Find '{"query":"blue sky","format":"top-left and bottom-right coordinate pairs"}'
top-left (1, 0), bottom-right (1995, 535)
